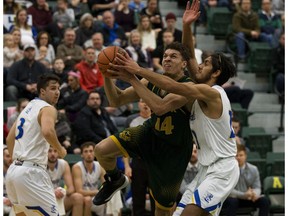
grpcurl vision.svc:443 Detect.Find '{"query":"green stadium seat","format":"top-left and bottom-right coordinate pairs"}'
top-left (247, 42), bottom-right (273, 75)
top-left (207, 7), bottom-right (233, 38)
top-left (240, 127), bottom-right (265, 139)
top-left (64, 154), bottom-right (82, 167)
top-left (247, 151), bottom-right (261, 160)
top-left (263, 176), bottom-right (285, 215)
top-left (246, 133), bottom-right (273, 158)
top-left (265, 152), bottom-right (285, 177)
top-left (232, 105), bottom-right (249, 127)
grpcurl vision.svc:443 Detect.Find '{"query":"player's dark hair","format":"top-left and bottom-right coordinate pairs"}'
top-left (37, 74), bottom-right (60, 94)
top-left (210, 53), bottom-right (236, 86)
top-left (165, 42), bottom-right (192, 62)
top-left (80, 141), bottom-right (96, 153)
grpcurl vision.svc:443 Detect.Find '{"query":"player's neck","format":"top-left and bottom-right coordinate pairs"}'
top-left (83, 161), bottom-right (94, 173)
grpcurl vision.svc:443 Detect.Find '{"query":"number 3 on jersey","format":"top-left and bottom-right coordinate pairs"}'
top-left (15, 118), bottom-right (25, 140)
top-left (155, 116), bottom-right (174, 135)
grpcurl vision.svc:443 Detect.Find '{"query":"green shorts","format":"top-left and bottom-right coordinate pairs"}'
top-left (111, 123), bottom-right (192, 210)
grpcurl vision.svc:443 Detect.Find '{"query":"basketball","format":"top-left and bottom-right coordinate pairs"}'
top-left (97, 46), bottom-right (126, 77)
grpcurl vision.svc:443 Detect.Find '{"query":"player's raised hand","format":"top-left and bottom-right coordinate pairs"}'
top-left (112, 52), bottom-right (142, 75)
top-left (182, 0), bottom-right (201, 26)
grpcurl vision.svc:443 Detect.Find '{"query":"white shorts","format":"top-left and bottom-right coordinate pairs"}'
top-left (6, 163), bottom-right (59, 216)
top-left (106, 190), bottom-right (123, 215)
top-left (174, 157), bottom-right (239, 216)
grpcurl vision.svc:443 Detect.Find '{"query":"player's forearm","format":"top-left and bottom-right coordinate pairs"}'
top-left (42, 128), bottom-right (63, 153)
top-left (104, 77), bottom-right (122, 107)
top-left (6, 122), bottom-right (16, 157)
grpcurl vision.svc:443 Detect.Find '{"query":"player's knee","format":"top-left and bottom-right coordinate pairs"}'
top-left (72, 192), bottom-right (84, 205)
top-left (83, 196), bottom-right (92, 207)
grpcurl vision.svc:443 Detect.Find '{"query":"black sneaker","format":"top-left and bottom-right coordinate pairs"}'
top-left (93, 173), bottom-right (129, 205)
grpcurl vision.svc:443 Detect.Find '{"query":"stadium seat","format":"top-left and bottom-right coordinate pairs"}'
top-left (263, 176), bottom-right (285, 215)
top-left (247, 42), bottom-right (273, 75)
top-left (64, 154), bottom-right (82, 167)
top-left (240, 127), bottom-right (265, 139)
top-left (265, 152), bottom-right (285, 177)
top-left (246, 151), bottom-right (261, 160)
top-left (207, 7), bottom-right (233, 39)
top-left (232, 105), bottom-right (249, 127)
top-left (246, 133), bottom-right (273, 158)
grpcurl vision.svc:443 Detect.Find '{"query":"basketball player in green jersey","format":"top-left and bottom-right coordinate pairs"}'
top-left (92, 4), bottom-right (200, 216)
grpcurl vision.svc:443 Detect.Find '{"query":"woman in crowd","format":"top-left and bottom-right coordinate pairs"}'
top-left (35, 31), bottom-right (56, 63)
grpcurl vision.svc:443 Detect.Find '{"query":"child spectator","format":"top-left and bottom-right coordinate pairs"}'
top-left (3, 33), bottom-right (23, 68)
top-left (35, 31), bottom-right (56, 63)
top-left (53, 0), bottom-right (75, 36)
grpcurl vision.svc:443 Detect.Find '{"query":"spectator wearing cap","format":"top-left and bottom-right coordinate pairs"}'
top-left (75, 46), bottom-right (104, 93)
top-left (156, 12), bottom-right (182, 46)
top-left (57, 71), bottom-right (88, 125)
top-left (5, 44), bottom-right (49, 101)
top-left (56, 28), bottom-right (84, 70)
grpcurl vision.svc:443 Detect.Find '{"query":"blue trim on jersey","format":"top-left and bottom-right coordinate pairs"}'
top-left (26, 206), bottom-right (50, 216)
top-left (205, 202), bottom-right (221, 212)
top-left (177, 202), bottom-right (186, 208)
top-left (194, 189), bottom-right (201, 207)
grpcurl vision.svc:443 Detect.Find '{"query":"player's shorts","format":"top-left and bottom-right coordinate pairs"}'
top-left (174, 157), bottom-right (240, 216)
top-left (6, 162), bottom-right (59, 216)
top-left (111, 124), bottom-right (193, 210)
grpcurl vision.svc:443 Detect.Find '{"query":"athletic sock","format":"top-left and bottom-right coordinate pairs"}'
top-left (106, 168), bottom-right (121, 181)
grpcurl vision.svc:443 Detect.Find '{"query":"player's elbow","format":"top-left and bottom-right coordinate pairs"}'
top-left (41, 127), bottom-right (55, 140)
top-left (152, 105), bottom-right (168, 116)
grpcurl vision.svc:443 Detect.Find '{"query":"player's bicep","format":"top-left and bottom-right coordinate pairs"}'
top-left (160, 93), bottom-right (188, 113)
top-left (63, 162), bottom-right (74, 190)
top-left (72, 165), bottom-right (83, 192)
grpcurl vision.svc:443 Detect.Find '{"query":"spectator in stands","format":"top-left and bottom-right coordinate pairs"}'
top-left (72, 90), bottom-right (118, 149)
top-left (53, 0), bottom-right (75, 37)
top-left (223, 144), bottom-right (270, 216)
top-left (156, 12), bottom-right (182, 46)
top-left (51, 58), bottom-right (68, 89)
top-left (222, 82), bottom-right (254, 109)
top-left (68, 0), bottom-right (90, 21)
top-left (35, 31), bottom-right (56, 64)
top-left (137, 15), bottom-right (157, 53)
top-left (258, 0), bottom-right (282, 48)
top-left (3, 146), bottom-right (13, 216)
top-left (4, 0), bottom-right (22, 14)
top-left (11, 27), bottom-right (23, 49)
top-left (273, 32), bottom-right (284, 96)
top-left (152, 30), bottom-right (174, 73)
top-left (9, 9), bottom-right (38, 46)
top-left (95, 10), bottom-right (128, 47)
top-left (232, 0), bottom-right (261, 61)
top-left (231, 117), bottom-right (246, 146)
top-left (72, 142), bottom-right (123, 216)
top-left (178, 143), bottom-right (198, 201)
top-left (271, 0), bottom-right (284, 15)
top-left (75, 13), bottom-right (96, 47)
top-left (57, 71), bottom-right (88, 126)
top-left (5, 44), bottom-right (48, 101)
top-left (4, 33), bottom-right (23, 69)
top-left (57, 28), bottom-right (84, 70)
top-left (7, 98), bottom-right (29, 129)
top-left (47, 146), bottom-right (84, 215)
top-left (140, 0), bottom-right (163, 29)
top-left (91, 32), bottom-right (106, 61)
top-left (27, 0), bottom-right (59, 40)
top-left (75, 46), bottom-right (104, 93)
top-left (128, 0), bottom-right (145, 25)
top-left (88, 0), bottom-right (117, 18)
top-left (125, 29), bottom-right (152, 69)
top-left (114, 0), bottom-right (136, 36)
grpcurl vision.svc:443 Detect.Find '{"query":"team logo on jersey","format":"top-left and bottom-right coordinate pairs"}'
top-left (204, 192), bottom-right (214, 203)
top-left (119, 131), bottom-right (131, 141)
top-left (51, 205), bottom-right (57, 214)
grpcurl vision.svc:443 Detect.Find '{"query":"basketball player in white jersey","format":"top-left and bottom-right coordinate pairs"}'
top-left (72, 142), bottom-right (123, 216)
top-left (47, 146), bottom-right (84, 215)
top-left (5, 74), bottom-right (67, 216)
top-left (105, 1), bottom-right (240, 216)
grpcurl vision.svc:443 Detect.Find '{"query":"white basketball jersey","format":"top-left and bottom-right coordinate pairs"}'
top-left (190, 85), bottom-right (236, 166)
top-left (12, 98), bottom-right (52, 167)
top-left (47, 159), bottom-right (66, 189)
top-left (75, 161), bottom-right (102, 190)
